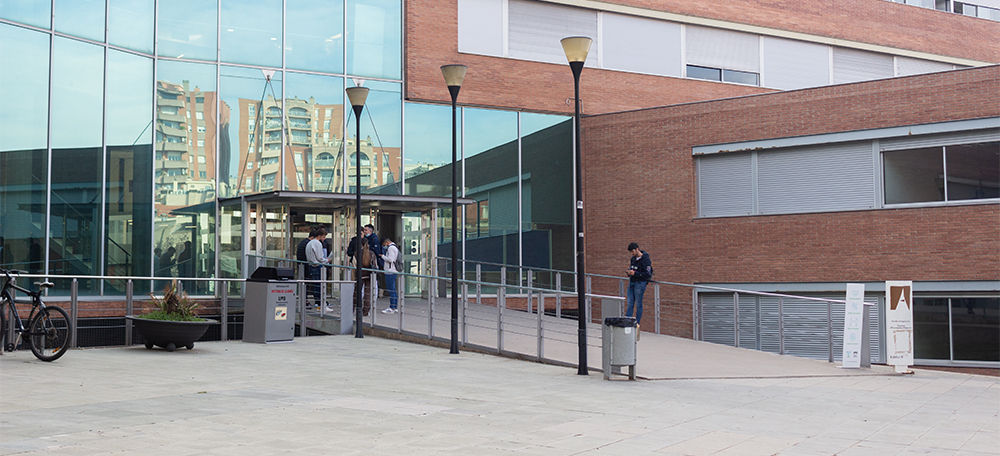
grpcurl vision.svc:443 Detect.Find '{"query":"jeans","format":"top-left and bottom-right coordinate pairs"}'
top-left (306, 265), bottom-right (321, 304)
top-left (385, 273), bottom-right (398, 309)
top-left (626, 280), bottom-right (648, 325)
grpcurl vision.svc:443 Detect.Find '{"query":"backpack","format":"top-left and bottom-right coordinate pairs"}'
top-left (390, 244), bottom-right (403, 272)
top-left (359, 243), bottom-right (373, 269)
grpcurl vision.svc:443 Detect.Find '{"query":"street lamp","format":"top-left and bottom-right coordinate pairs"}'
top-left (561, 36), bottom-right (592, 375)
top-left (441, 64), bottom-right (467, 355)
top-left (346, 86), bottom-right (369, 339)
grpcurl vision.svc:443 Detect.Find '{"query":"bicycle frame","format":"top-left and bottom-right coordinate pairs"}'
top-left (2, 272), bottom-right (45, 351)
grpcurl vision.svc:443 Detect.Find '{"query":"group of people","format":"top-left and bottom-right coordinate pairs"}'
top-left (296, 224), bottom-right (400, 317)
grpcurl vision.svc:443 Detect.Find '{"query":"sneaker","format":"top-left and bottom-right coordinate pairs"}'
top-left (381, 307), bottom-right (397, 314)
top-left (323, 305), bottom-right (337, 312)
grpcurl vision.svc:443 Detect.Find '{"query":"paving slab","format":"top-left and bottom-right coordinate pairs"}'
top-left (1, 335), bottom-right (997, 455)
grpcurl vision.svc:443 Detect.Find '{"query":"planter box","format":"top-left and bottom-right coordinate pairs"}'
top-left (126, 316), bottom-right (218, 351)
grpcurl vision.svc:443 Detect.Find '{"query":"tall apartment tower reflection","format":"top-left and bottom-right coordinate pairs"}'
top-left (235, 96), bottom-right (401, 194)
top-left (154, 80), bottom-right (218, 216)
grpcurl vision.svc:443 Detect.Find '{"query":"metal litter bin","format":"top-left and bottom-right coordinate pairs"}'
top-left (603, 316), bottom-right (637, 380)
top-left (244, 267), bottom-right (296, 343)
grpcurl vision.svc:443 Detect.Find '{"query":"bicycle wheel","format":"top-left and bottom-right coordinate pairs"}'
top-left (28, 305), bottom-right (71, 362)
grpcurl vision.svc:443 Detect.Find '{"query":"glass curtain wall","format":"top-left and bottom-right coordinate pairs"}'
top-left (914, 296), bottom-right (1000, 363)
top-left (0, 23), bottom-right (48, 274)
top-left (403, 102), bottom-right (573, 288)
top-left (1, 0), bottom-right (403, 297)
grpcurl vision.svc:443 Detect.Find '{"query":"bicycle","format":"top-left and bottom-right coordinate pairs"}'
top-left (1, 268), bottom-right (73, 362)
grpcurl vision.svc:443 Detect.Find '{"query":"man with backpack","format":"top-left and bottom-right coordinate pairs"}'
top-left (380, 237), bottom-right (402, 314)
top-left (625, 242), bottom-right (652, 336)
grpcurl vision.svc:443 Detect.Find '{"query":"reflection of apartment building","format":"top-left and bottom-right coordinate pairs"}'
top-left (154, 80), bottom-right (218, 216)
top-left (235, 97), bottom-right (400, 194)
top-left (888, 0), bottom-right (1000, 20)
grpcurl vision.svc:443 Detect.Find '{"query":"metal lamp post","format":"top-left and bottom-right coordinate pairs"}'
top-left (441, 64), bottom-right (467, 355)
top-left (561, 36), bottom-right (592, 375)
top-left (346, 86), bottom-right (369, 339)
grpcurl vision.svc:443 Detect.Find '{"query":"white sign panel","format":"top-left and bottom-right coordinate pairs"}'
top-left (885, 280), bottom-right (914, 373)
top-left (841, 283), bottom-right (865, 368)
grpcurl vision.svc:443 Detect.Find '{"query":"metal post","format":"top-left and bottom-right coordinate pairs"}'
top-left (298, 281), bottom-right (306, 337)
top-left (125, 279), bottom-right (133, 346)
top-left (429, 261), bottom-right (436, 339)
top-left (70, 278), bottom-right (78, 349)
top-left (398, 275), bottom-right (404, 333)
top-left (778, 297), bottom-right (785, 355)
top-left (571, 59), bottom-right (588, 376)
top-left (462, 282), bottom-right (469, 345)
top-left (654, 283), bottom-right (660, 335)
top-left (498, 266), bottom-right (505, 352)
top-left (449, 86), bottom-right (460, 355)
top-left (527, 271), bottom-right (533, 314)
top-left (555, 273), bottom-right (562, 318)
top-left (861, 302), bottom-right (872, 368)
top-left (221, 281), bottom-right (229, 340)
top-left (828, 300), bottom-right (834, 363)
top-left (320, 267), bottom-right (327, 316)
top-left (537, 293), bottom-right (544, 359)
top-left (734, 292), bottom-right (740, 348)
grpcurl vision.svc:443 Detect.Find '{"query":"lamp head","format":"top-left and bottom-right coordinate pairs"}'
top-left (561, 36), bottom-right (592, 63)
top-left (345, 86), bottom-right (369, 108)
top-left (440, 64), bottom-right (468, 88)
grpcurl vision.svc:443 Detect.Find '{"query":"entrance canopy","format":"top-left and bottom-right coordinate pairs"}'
top-left (219, 190), bottom-right (475, 212)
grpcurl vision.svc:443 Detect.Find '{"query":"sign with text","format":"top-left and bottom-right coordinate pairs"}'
top-left (885, 280), bottom-right (914, 373)
top-left (842, 283), bottom-right (865, 368)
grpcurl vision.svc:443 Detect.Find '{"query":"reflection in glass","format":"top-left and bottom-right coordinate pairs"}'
top-left (952, 298), bottom-right (999, 361)
top-left (0, 24), bottom-right (48, 273)
top-left (463, 108), bottom-right (518, 271)
top-left (352, 80), bottom-right (401, 194)
top-left (105, 50), bottom-right (153, 294)
top-left (347, 0), bottom-right (401, 79)
top-left (219, 203), bottom-right (243, 296)
top-left (403, 103), bottom-right (458, 197)
top-left (158, 0), bottom-right (217, 61)
top-left (287, 0), bottom-right (344, 74)
top-left (220, 65), bottom-right (282, 197)
top-left (49, 37), bottom-right (104, 294)
top-left (53, 0), bottom-right (105, 42)
top-left (913, 298), bottom-right (950, 360)
top-left (0, 0), bottom-right (51, 28)
top-left (521, 113), bottom-right (573, 280)
top-left (883, 147), bottom-right (944, 204)
top-left (221, 0), bottom-right (282, 67)
top-left (284, 72), bottom-right (344, 192)
top-left (945, 142), bottom-right (1000, 201)
top-left (108, 0), bottom-right (154, 54)
top-left (155, 61), bottom-right (217, 290)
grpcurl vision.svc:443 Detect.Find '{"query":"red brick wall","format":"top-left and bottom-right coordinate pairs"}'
top-left (405, 0), bottom-right (1000, 115)
top-left (582, 66), bottom-right (1000, 337)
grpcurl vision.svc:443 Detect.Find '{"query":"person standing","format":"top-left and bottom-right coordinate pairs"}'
top-left (363, 224), bottom-right (383, 294)
top-left (305, 228), bottom-right (329, 309)
top-left (296, 228), bottom-right (315, 263)
top-left (380, 237), bottom-right (400, 314)
top-left (625, 242), bottom-right (652, 335)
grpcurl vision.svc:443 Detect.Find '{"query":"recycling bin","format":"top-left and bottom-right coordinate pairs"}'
top-left (244, 267), bottom-right (296, 343)
top-left (603, 316), bottom-right (637, 380)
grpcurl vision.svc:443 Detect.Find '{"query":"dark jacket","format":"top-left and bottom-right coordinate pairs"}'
top-left (365, 233), bottom-right (384, 270)
top-left (296, 238), bottom-right (310, 262)
top-left (629, 251), bottom-right (652, 282)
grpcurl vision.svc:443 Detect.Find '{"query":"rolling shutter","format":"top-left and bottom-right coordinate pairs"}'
top-left (779, 297), bottom-right (831, 361)
top-left (458, 0), bottom-right (504, 57)
top-left (697, 152), bottom-right (753, 217)
top-left (701, 294), bottom-right (735, 347)
top-left (896, 56), bottom-right (954, 77)
top-left (508, 0), bottom-right (598, 65)
top-left (756, 141), bottom-right (874, 215)
top-left (686, 25), bottom-right (759, 72)
top-left (832, 47), bottom-right (893, 84)
top-left (602, 13), bottom-right (682, 77)
top-left (761, 36), bottom-right (829, 90)
top-left (738, 294), bottom-right (758, 349)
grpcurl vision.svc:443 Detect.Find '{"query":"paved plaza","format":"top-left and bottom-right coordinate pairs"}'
top-left (1, 332), bottom-right (998, 455)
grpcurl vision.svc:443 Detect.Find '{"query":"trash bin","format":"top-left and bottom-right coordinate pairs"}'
top-left (603, 316), bottom-right (637, 380)
top-left (244, 267), bottom-right (296, 343)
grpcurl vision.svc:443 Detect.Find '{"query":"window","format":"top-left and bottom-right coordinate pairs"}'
top-left (914, 297), bottom-right (999, 362)
top-left (883, 142), bottom-right (1000, 204)
top-left (197, 140), bottom-right (204, 147)
top-left (686, 65), bottom-right (759, 86)
top-left (248, 105), bottom-right (255, 117)
top-left (247, 161), bottom-right (253, 169)
top-left (197, 155), bottom-right (206, 164)
top-left (199, 171), bottom-right (206, 178)
top-left (195, 111), bottom-right (203, 120)
top-left (350, 152), bottom-right (370, 167)
top-left (197, 126), bottom-right (206, 133)
top-left (160, 106), bottom-right (179, 115)
top-left (196, 96), bottom-right (204, 103)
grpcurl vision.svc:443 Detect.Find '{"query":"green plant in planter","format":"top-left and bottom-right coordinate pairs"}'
top-left (141, 280), bottom-right (206, 322)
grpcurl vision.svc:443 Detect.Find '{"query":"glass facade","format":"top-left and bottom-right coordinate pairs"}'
top-left (914, 296), bottom-right (1000, 362)
top-left (0, 1), bottom-right (574, 300)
